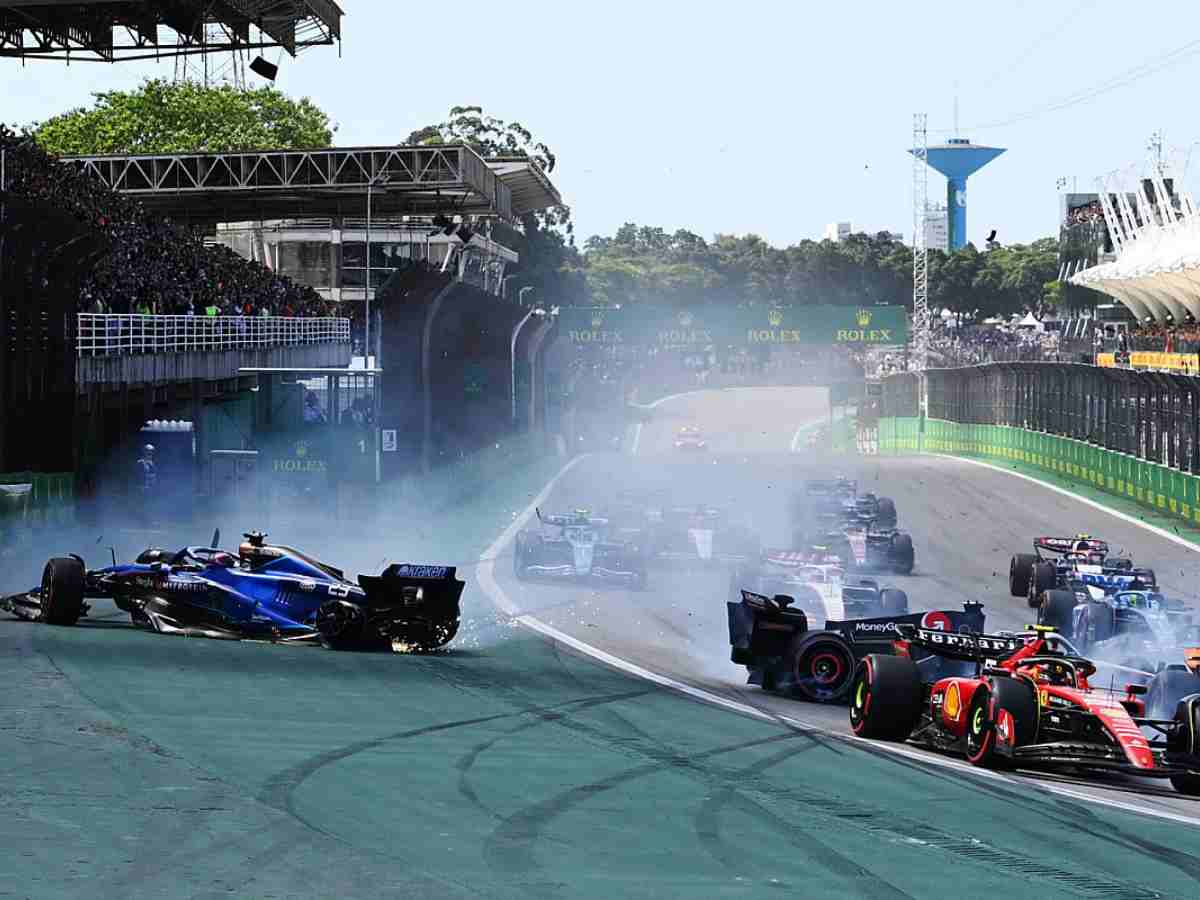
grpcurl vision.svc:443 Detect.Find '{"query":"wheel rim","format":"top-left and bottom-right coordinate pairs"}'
top-left (849, 673), bottom-right (869, 727)
top-left (809, 652), bottom-right (846, 686)
top-left (966, 703), bottom-right (987, 756)
top-left (796, 645), bottom-right (852, 700)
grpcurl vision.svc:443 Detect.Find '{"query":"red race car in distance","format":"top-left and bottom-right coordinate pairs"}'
top-left (674, 425), bottom-right (707, 451)
top-left (848, 624), bottom-right (1200, 796)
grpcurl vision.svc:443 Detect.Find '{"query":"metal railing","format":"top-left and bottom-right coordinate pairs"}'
top-left (76, 314), bottom-right (351, 357)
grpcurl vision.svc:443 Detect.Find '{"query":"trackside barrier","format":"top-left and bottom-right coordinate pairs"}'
top-left (77, 314), bottom-right (351, 357)
top-left (878, 416), bottom-right (1200, 529)
top-left (0, 472), bottom-right (74, 540)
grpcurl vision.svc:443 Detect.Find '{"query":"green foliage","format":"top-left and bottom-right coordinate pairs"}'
top-left (578, 225), bottom-right (1064, 320)
top-left (33, 79), bottom-right (335, 155)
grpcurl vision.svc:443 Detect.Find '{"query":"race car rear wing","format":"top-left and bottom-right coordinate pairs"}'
top-left (357, 563), bottom-right (465, 611)
top-left (1034, 536), bottom-right (1109, 556)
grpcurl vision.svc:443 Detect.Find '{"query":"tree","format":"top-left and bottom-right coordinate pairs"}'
top-left (33, 79), bottom-right (335, 155)
top-left (406, 105), bottom-right (580, 304)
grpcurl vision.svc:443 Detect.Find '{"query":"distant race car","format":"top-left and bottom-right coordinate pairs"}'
top-left (727, 588), bottom-right (984, 703)
top-left (1010, 535), bottom-right (1156, 608)
top-left (651, 504), bottom-right (760, 564)
top-left (838, 521), bottom-right (915, 575)
top-left (849, 624), bottom-right (1200, 796)
top-left (797, 478), bottom-right (898, 530)
top-left (513, 509), bottom-right (648, 588)
top-left (674, 425), bottom-right (707, 451)
top-left (730, 550), bottom-right (909, 621)
top-left (0, 530), bottom-right (464, 651)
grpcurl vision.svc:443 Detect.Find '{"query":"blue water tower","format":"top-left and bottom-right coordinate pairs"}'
top-left (916, 138), bottom-right (1006, 250)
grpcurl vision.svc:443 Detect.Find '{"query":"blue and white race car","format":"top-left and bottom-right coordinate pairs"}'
top-left (1, 530), bottom-right (464, 651)
top-left (1010, 534), bottom-right (1156, 608)
top-left (513, 509), bottom-right (648, 588)
top-left (1038, 586), bottom-right (1198, 670)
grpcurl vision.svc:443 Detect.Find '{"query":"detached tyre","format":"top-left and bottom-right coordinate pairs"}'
top-left (848, 654), bottom-right (922, 740)
top-left (38, 557), bottom-right (85, 626)
top-left (1009, 553), bottom-right (1036, 597)
top-left (875, 497), bottom-right (897, 527)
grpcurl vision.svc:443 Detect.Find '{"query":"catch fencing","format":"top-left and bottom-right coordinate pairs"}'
top-left (77, 314), bottom-right (350, 357)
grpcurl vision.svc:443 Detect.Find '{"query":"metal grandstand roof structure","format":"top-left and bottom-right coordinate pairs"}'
top-left (0, 0), bottom-right (341, 61)
top-left (59, 144), bottom-right (569, 225)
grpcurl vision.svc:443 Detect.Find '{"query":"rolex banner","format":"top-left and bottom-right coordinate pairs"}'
top-left (557, 305), bottom-right (908, 347)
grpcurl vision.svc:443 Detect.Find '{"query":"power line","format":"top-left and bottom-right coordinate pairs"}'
top-left (977, 0), bottom-right (1097, 88)
top-left (937, 35), bottom-right (1200, 134)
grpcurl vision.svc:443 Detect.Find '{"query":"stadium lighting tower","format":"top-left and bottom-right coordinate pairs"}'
top-left (365, 172), bottom-right (391, 365)
top-left (912, 114), bottom-right (930, 381)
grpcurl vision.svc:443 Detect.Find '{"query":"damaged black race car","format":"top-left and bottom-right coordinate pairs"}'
top-left (1, 530), bottom-right (465, 651)
top-left (727, 584), bottom-right (984, 702)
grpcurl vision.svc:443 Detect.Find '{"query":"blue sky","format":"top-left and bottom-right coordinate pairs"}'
top-left (5, 0), bottom-right (1199, 248)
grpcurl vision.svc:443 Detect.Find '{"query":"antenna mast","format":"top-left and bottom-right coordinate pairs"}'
top-left (912, 113), bottom-right (930, 380)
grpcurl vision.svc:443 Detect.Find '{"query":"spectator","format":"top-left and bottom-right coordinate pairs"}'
top-left (1, 126), bottom-right (330, 319)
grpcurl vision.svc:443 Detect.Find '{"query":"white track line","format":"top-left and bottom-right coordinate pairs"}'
top-left (474, 403), bottom-right (1200, 830)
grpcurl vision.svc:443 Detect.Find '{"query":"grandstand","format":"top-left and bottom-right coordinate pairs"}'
top-left (1070, 162), bottom-right (1199, 325)
top-left (0, 1), bottom-right (341, 61)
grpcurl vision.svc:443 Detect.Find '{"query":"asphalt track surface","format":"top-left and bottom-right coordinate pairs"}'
top-left (6, 386), bottom-right (1200, 898)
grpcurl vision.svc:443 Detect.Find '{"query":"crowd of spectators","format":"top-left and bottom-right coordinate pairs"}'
top-left (928, 324), bottom-right (1060, 366)
top-left (1, 127), bottom-right (332, 319)
top-left (1065, 201), bottom-right (1105, 226)
top-left (1104, 322), bottom-right (1200, 354)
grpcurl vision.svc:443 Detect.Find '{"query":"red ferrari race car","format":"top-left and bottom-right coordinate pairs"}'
top-left (848, 624), bottom-right (1200, 795)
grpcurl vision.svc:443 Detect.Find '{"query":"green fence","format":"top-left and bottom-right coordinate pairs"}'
top-left (878, 417), bottom-right (1200, 528)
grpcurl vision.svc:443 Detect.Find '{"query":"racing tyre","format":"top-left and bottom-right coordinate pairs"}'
top-left (965, 677), bottom-right (1038, 768)
top-left (38, 557), bottom-right (85, 626)
top-left (1038, 589), bottom-right (1077, 638)
top-left (848, 654), bottom-right (922, 740)
top-left (1147, 670), bottom-right (1200, 720)
top-left (875, 497), bottom-right (897, 527)
top-left (1135, 568), bottom-right (1157, 589)
top-left (315, 598), bottom-right (368, 650)
top-left (1168, 695), bottom-right (1200, 796)
top-left (513, 535), bottom-right (535, 580)
top-left (1083, 601), bottom-right (1114, 647)
top-left (1106, 557), bottom-right (1133, 571)
top-left (890, 534), bottom-right (914, 575)
top-left (879, 588), bottom-right (908, 614)
top-left (1009, 553), bottom-right (1036, 598)
top-left (790, 632), bottom-right (856, 703)
top-left (1029, 561), bottom-right (1056, 607)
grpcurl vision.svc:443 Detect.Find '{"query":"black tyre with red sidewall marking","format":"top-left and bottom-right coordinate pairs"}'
top-left (848, 654), bottom-right (922, 740)
top-left (790, 632), bottom-right (856, 703)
